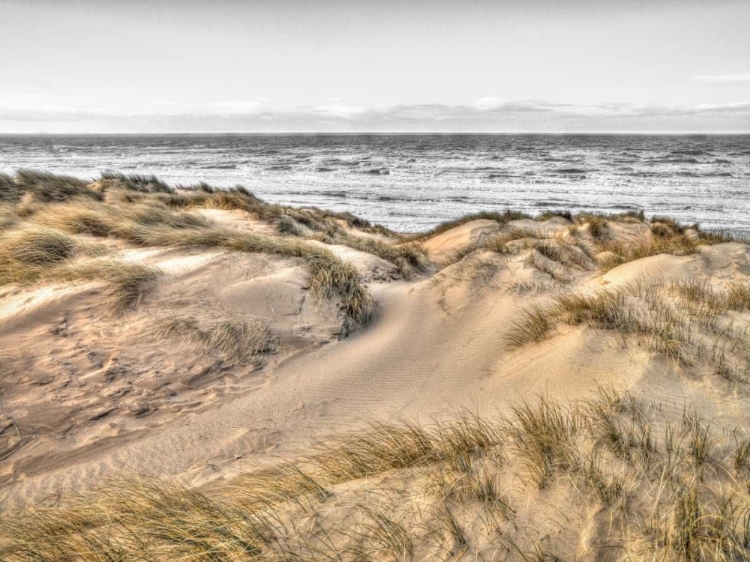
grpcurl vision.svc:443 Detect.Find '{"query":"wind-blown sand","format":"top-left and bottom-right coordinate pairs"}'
top-left (2, 172), bottom-right (750, 560)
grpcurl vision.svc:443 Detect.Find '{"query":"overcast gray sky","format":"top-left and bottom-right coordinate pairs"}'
top-left (1, 0), bottom-right (748, 133)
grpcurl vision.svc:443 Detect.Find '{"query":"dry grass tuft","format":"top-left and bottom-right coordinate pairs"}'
top-left (1, 227), bottom-right (74, 267)
top-left (309, 415), bottom-right (502, 485)
top-left (15, 169), bottom-right (102, 203)
top-left (698, 230), bottom-right (750, 245)
top-left (152, 314), bottom-right (272, 365)
top-left (5, 391), bottom-right (750, 560)
top-left (0, 227), bottom-right (76, 285)
top-left (586, 215), bottom-right (611, 240)
top-left (100, 171), bottom-right (173, 193)
top-left (508, 398), bottom-right (581, 488)
top-left (600, 236), bottom-right (698, 271)
top-left (57, 260), bottom-right (162, 313)
top-left (319, 234), bottom-right (428, 279)
top-left (0, 221), bottom-right (159, 312)
top-left (406, 210), bottom-right (531, 243)
top-left (0, 173), bottom-right (18, 201)
top-left (508, 279), bottom-right (750, 383)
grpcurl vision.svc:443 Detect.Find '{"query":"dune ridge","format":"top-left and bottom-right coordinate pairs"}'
top-left (1, 170), bottom-right (750, 560)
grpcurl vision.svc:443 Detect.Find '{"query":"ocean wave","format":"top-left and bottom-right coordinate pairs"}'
top-left (554, 168), bottom-right (588, 174)
top-left (647, 157), bottom-right (701, 164)
top-left (533, 199), bottom-right (573, 207)
top-left (670, 149), bottom-right (709, 157)
top-left (321, 158), bottom-right (361, 166)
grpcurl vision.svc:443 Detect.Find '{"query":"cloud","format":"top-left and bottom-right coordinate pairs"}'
top-left (207, 100), bottom-right (262, 114)
top-left (473, 97), bottom-right (504, 109)
top-left (607, 101), bottom-right (750, 116)
top-left (311, 102), bottom-right (373, 118)
top-left (692, 73), bottom-right (750, 84)
top-left (2, 99), bottom-right (749, 133)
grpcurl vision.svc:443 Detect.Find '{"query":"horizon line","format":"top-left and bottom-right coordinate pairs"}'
top-left (1, 131), bottom-right (749, 136)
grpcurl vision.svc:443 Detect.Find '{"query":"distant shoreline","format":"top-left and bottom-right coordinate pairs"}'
top-left (2, 132), bottom-right (750, 137)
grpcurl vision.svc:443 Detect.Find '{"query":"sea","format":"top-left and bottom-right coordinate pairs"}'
top-left (1, 134), bottom-right (748, 233)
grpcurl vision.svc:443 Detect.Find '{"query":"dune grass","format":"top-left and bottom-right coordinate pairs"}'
top-left (100, 171), bottom-right (173, 193)
top-left (600, 235), bottom-right (698, 271)
top-left (15, 169), bottom-right (102, 203)
top-left (0, 227), bottom-right (76, 285)
top-left (316, 233), bottom-right (428, 278)
top-left (23, 194), bottom-right (373, 324)
top-left (439, 210), bottom-right (747, 284)
top-left (152, 314), bottom-right (272, 365)
top-left (0, 222), bottom-right (160, 312)
top-left (507, 280), bottom-right (750, 382)
top-left (4, 391), bottom-right (750, 561)
top-left (9, 171), bottom-right (386, 323)
top-left (11, 169), bottom-right (750, 284)
top-left (0, 173), bottom-right (17, 201)
top-left (405, 210), bottom-right (532, 243)
top-left (51, 260), bottom-right (162, 313)
top-left (1, 226), bottom-right (75, 267)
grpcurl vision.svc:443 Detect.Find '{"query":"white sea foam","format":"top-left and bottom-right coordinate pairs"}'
top-left (1, 134), bottom-right (748, 232)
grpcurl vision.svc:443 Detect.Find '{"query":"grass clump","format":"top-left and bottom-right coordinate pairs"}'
top-left (508, 398), bottom-right (581, 488)
top-left (100, 171), bottom-right (173, 193)
top-left (600, 235), bottom-right (698, 271)
top-left (15, 169), bottom-right (102, 203)
top-left (537, 209), bottom-right (573, 222)
top-left (153, 314), bottom-right (272, 365)
top-left (407, 210), bottom-right (531, 243)
top-left (0, 227), bottom-right (76, 285)
top-left (650, 216), bottom-right (686, 237)
top-left (507, 286), bottom-right (695, 360)
top-left (319, 233), bottom-right (428, 279)
top-left (698, 230), bottom-right (750, 245)
top-left (587, 216), bottom-right (610, 240)
top-left (508, 281), bottom-right (750, 381)
top-left (0, 173), bottom-right (18, 201)
top-left (309, 416), bottom-right (503, 484)
top-left (1, 227), bottom-right (74, 267)
top-left (0, 224), bottom-right (159, 312)
top-left (57, 260), bottom-right (162, 313)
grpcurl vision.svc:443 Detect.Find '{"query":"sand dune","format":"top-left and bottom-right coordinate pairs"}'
top-left (2, 172), bottom-right (750, 560)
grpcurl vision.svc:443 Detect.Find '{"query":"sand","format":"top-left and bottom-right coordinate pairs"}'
top-left (0, 202), bottom-right (748, 517)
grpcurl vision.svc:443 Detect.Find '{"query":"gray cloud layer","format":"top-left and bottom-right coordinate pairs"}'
top-left (2, 100), bottom-right (749, 133)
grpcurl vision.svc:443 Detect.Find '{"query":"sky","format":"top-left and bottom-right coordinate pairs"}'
top-left (1, 0), bottom-right (749, 133)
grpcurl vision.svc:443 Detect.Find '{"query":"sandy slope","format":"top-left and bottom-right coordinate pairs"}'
top-left (2, 211), bottom-right (750, 513)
